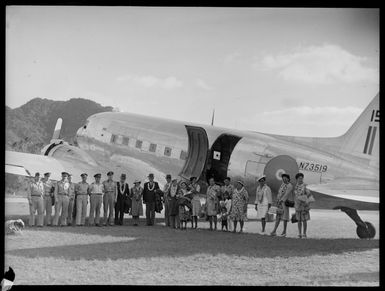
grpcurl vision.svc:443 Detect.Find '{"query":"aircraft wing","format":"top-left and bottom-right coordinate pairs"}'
top-left (307, 177), bottom-right (379, 204)
top-left (5, 150), bottom-right (168, 186)
top-left (5, 150), bottom-right (99, 182)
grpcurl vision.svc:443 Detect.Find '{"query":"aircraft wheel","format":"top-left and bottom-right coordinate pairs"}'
top-left (356, 221), bottom-right (376, 239)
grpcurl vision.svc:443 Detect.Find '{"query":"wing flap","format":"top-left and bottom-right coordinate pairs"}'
top-left (307, 177), bottom-right (379, 204)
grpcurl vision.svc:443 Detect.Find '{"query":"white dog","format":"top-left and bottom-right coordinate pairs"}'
top-left (5, 219), bottom-right (25, 235)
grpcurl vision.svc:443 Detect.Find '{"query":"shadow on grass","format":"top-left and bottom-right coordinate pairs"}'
top-left (5, 215), bottom-right (379, 262)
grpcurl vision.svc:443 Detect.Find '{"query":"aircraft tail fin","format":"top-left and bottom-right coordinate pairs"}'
top-left (338, 93), bottom-right (379, 160)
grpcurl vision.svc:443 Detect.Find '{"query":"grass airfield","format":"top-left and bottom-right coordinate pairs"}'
top-left (4, 197), bottom-right (379, 285)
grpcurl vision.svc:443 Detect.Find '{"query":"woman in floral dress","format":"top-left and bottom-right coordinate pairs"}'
top-left (294, 173), bottom-right (312, 238)
top-left (230, 180), bottom-right (249, 233)
top-left (129, 179), bottom-right (143, 226)
top-left (206, 177), bottom-right (221, 231)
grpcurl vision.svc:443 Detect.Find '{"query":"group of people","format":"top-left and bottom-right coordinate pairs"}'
top-left (27, 169), bottom-right (313, 238)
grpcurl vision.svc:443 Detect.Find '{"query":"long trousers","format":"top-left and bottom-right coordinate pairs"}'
top-left (145, 201), bottom-right (156, 225)
top-left (43, 196), bottom-right (53, 225)
top-left (103, 192), bottom-right (115, 225)
top-left (114, 195), bottom-right (125, 224)
top-left (76, 194), bottom-right (88, 225)
top-left (29, 196), bottom-right (44, 226)
top-left (89, 194), bottom-right (102, 225)
top-left (169, 215), bottom-right (180, 228)
top-left (67, 198), bottom-right (75, 225)
top-left (53, 195), bottom-right (69, 226)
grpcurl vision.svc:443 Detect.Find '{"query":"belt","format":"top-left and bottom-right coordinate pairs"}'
top-left (91, 193), bottom-right (103, 195)
top-left (31, 195), bottom-right (42, 197)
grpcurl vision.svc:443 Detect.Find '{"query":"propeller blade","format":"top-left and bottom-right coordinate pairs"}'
top-left (51, 118), bottom-right (63, 142)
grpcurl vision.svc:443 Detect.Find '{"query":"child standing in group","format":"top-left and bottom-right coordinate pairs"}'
top-left (178, 181), bottom-right (192, 230)
top-left (218, 201), bottom-right (228, 231)
top-left (223, 192), bottom-right (232, 231)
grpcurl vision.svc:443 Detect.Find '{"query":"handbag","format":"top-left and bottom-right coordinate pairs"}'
top-left (124, 196), bottom-right (132, 213)
top-left (266, 213), bottom-right (275, 222)
top-left (306, 195), bottom-right (315, 203)
top-left (285, 200), bottom-right (294, 207)
top-left (268, 206), bottom-right (278, 215)
top-left (291, 213), bottom-right (298, 223)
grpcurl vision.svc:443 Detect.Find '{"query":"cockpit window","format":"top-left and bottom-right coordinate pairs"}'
top-left (83, 119), bottom-right (90, 129)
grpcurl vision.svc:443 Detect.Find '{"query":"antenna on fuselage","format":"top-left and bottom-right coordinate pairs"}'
top-left (211, 109), bottom-right (215, 126)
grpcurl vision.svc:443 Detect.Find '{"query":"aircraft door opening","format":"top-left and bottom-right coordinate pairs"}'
top-left (206, 134), bottom-right (242, 183)
top-left (179, 126), bottom-right (209, 181)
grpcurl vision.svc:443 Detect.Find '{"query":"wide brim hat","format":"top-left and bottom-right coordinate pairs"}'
top-left (94, 173), bottom-right (101, 178)
top-left (148, 173), bottom-right (154, 178)
top-left (81, 173), bottom-right (88, 177)
top-left (257, 175), bottom-right (266, 182)
top-left (236, 180), bottom-right (245, 186)
top-left (133, 179), bottom-right (141, 184)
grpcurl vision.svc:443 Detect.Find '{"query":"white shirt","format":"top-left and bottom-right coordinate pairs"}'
top-left (255, 184), bottom-right (272, 205)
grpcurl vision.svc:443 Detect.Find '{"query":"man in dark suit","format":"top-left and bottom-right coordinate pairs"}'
top-left (143, 173), bottom-right (160, 226)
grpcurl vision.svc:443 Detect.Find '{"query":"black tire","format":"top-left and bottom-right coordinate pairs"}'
top-left (356, 221), bottom-right (376, 239)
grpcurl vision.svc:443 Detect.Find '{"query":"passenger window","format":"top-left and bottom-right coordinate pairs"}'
top-left (180, 150), bottom-right (188, 160)
top-left (149, 143), bottom-right (157, 152)
top-left (110, 134), bottom-right (117, 144)
top-left (164, 147), bottom-right (172, 156)
top-left (123, 137), bottom-right (129, 146)
top-left (136, 140), bottom-right (143, 149)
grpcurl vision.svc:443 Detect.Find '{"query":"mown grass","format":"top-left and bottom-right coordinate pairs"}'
top-left (4, 216), bottom-right (379, 285)
top-left (4, 201), bottom-right (380, 286)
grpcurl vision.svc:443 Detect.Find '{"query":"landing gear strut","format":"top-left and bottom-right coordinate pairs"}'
top-left (334, 206), bottom-right (376, 239)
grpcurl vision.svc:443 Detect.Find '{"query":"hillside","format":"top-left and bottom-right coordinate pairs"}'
top-left (6, 97), bottom-right (113, 153)
top-left (5, 97), bottom-right (113, 195)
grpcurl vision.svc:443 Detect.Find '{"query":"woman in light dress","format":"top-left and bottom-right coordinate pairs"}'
top-left (189, 176), bottom-right (201, 229)
top-left (270, 173), bottom-right (293, 237)
top-left (230, 180), bottom-right (248, 233)
top-left (206, 177), bottom-right (221, 231)
top-left (294, 172), bottom-right (312, 238)
top-left (130, 179), bottom-right (143, 226)
top-left (254, 175), bottom-right (272, 235)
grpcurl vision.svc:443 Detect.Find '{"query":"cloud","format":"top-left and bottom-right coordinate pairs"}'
top-left (239, 106), bottom-right (362, 137)
top-left (117, 74), bottom-right (183, 89)
top-left (255, 44), bottom-right (378, 84)
top-left (196, 79), bottom-right (213, 90)
top-left (224, 52), bottom-right (241, 64)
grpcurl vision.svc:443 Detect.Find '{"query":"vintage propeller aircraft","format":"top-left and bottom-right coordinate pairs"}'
top-left (6, 94), bottom-right (379, 239)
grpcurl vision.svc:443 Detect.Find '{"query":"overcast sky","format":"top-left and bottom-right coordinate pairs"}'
top-left (6, 7), bottom-right (379, 137)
